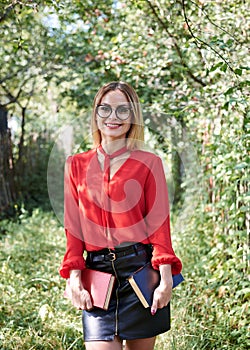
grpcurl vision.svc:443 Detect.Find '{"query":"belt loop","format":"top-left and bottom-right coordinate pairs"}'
top-left (133, 243), bottom-right (139, 255)
top-left (147, 244), bottom-right (153, 256)
top-left (87, 252), bottom-right (95, 264)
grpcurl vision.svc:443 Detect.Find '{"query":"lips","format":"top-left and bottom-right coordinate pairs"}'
top-left (105, 123), bottom-right (122, 129)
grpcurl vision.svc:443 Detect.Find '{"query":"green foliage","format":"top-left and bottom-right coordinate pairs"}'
top-left (171, 200), bottom-right (249, 349)
top-left (1, 208), bottom-right (249, 349)
top-left (0, 209), bottom-right (84, 350)
top-left (171, 108), bottom-right (249, 348)
top-left (15, 135), bottom-right (55, 212)
top-left (0, 0), bottom-right (249, 348)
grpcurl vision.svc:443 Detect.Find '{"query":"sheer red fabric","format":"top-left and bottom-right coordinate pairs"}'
top-left (59, 148), bottom-right (182, 279)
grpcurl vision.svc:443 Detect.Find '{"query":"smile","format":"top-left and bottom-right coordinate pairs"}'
top-left (105, 123), bottom-right (122, 128)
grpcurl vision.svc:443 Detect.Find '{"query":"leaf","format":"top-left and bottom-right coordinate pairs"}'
top-left (240, 206), bottom-right (249, 213)
top-left (234, 162), bottom-right (248, 170)
top-left (235, 68), bottom-right (242, 76)
top-left (224, 87), bottom-right (235, 95)
top-left (239, 66), bottom-right (250, 71)
top-left (220, 63), bottom-right (228, 72)
top-left (239, 80), bottom-right (250, 87)
top-left (235, 288), bottom-right (250, 299)
top-left (210, 62), bottom-right (223, 72)
top-left (223, 101), bottom-right (229, 110)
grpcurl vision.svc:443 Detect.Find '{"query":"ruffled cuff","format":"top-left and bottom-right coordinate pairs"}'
top-left (59, 256), bottom-right (86, 279)
top-left (151, 254), bottom-right (182, 275)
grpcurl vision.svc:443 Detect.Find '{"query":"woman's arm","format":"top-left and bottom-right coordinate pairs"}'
top-left (143, 156), bottom-right (182, 314)
top-left (144, 156), bottom-right (182, 274)
top-left (60, 156), bottom-right (91, 309)
top-left (69, 270), bottom-right (93, 310)
top-left (151, 264), bottom-right (173, 315)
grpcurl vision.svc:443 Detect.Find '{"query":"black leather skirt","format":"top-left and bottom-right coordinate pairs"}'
top-left (83, 243), bottom-right (170, 341)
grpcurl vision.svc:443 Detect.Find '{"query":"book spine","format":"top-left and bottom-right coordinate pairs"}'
top-left (128, 278), bottom-right (149, 308)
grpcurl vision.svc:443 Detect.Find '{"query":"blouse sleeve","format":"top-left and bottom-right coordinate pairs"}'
top-left (59, 156), bottom-right (86, 279)
top-left (59, 230), bottom-right (86, 279)
top-left (144, 156), bottom-right (182, 274)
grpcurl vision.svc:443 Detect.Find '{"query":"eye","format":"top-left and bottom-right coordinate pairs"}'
top-left (100, 105), bottom-right (110, 113)
top-left (118, 106), bottom-right (129, 114)
top-left (97, 105), bottom-right (112, 118)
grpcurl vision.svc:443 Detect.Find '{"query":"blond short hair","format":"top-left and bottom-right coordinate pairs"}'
top-left (91, 81), bottom-right (144, 150)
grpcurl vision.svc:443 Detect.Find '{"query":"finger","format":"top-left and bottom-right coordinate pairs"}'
top-left (151, 293), bottom-right (158, 315)
top-left (86, 301), bottom-right (93, 310)
top-left (80, 290), bottom-right (93, 310)
top-left (85, 296), bottom-right (93, 310)
top-left (71, 293), bottom-right (84, 309)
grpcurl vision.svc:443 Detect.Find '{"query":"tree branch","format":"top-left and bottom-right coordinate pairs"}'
top-left (0, 1), bottom-right (38, 23)
top-left (1, 83), bottom-right (22, 108)
top-left (145, 0), bottom-right (206, 86)
top-left (0, 2), bottom-right (18, 23)
top-left (0, 74), bottom-right (35, 108)
top-left (182, 0), bottom-right (235, 74)
top-left (189, 0), bottom-right (241, 44)
top-left (0, 64), bottom-right (30, 85)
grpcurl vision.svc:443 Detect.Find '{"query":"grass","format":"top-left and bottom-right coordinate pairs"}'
top-left (0, 209), bottom-right (84, 349)
top-left (0, 208), bottom-right (249, 349)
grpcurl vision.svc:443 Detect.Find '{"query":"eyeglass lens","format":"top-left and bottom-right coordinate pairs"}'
top-left (97, 105), bottom-right (131, 120)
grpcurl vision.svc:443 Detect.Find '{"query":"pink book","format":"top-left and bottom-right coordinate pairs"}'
top-left (64, 269), bottom-right (115, 310)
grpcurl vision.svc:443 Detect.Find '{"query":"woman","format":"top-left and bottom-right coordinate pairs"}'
top-left (59, 81), bottom-right (182, 350)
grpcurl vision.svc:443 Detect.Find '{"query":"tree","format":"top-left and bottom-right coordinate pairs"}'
top-left (0, 1), bottom-right (64, 212)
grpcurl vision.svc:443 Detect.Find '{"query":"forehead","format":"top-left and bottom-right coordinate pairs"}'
top-left (100, 90), bottom-right (129, 105)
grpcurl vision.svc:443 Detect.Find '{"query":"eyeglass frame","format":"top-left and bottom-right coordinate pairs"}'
top-left (96, 104), bottom-right (132, 121)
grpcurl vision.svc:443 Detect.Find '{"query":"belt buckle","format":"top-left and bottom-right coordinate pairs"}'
top-left (107, 251), bottom-right (116, 261)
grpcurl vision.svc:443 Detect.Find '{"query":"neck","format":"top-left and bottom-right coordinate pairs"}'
top-left (101, 138), bottom-right (127, 154)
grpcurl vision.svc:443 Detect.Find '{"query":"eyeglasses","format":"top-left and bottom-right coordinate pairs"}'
top-left (96, 104), bottom-right (132, 121)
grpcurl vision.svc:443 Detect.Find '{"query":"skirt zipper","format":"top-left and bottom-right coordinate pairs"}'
top-left (110, 257), bottom-right (120, 336)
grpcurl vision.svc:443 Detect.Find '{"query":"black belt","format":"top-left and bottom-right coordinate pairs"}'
top-left (87, 243), bottom-right (152, 262)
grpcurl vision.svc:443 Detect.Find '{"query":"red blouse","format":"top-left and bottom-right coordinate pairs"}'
top-left (59, 148), bottom-right (182, 279)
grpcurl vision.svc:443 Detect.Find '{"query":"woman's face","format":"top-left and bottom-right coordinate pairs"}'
top-left (96, 90), bottom-right (132, 143)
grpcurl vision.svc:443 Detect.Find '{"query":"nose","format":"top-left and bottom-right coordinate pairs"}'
top-left (107, 107), bottom-right (118, 120)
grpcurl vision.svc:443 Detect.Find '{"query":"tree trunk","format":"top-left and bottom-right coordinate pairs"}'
top-left (0, 107), bottom-right (16, 214)
top-left (18, 106), bottom-right (26, 162)
top-left (171, 122), bottom-right (183, 206)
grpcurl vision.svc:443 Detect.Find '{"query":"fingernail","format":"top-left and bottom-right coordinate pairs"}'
top-left (151, 308), bottom-right (156, 315)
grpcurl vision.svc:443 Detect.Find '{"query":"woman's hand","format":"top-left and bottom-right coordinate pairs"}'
top-left (69, 270), bottom-right (93, 310)
top-left (151, 264), bottom-right (173, 315)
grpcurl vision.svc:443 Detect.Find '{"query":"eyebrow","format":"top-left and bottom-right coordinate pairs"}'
top-left (99, 103), bottom-right (130, 106)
